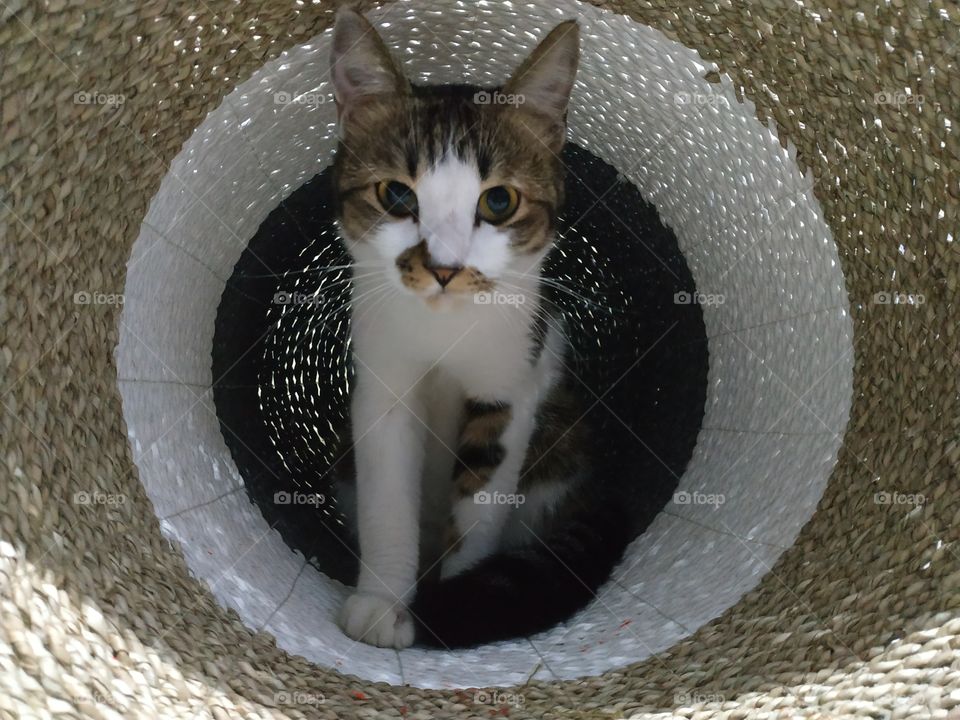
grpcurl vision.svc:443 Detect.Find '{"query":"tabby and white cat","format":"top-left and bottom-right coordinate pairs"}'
top-left (330, 9), bottom-right (630, 648)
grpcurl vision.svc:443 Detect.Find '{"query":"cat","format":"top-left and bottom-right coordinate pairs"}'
top-left (330, 8), bottom-right (632, 648)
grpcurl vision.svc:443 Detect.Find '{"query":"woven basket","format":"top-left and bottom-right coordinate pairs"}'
top-left (2, 0), bottom-right (958, 717)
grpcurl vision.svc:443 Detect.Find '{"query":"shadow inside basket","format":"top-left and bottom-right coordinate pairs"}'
top-left (212, 143), bottom-right (708, 586)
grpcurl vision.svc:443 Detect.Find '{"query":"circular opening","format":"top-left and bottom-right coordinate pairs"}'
top-left (117, 0), bottom-right (853, 687)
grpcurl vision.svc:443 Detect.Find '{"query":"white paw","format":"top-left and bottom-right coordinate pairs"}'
top-left (340, 592), bottom-right (415, 648)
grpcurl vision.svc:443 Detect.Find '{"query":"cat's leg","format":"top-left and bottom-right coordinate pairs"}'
top-left (440, 389), bottom-right (540, 579)
top-left (417, 370), bottom-right (463, 580)
top-left (339, 363), bottom-right (427, 649)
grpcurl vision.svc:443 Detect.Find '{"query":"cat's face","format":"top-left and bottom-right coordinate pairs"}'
top-left (333, 90), bottom-right (565, 307)
top-left (330, 12), bottom-right (579, 309)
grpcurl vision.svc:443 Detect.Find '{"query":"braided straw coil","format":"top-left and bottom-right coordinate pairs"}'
top-left (1, 0), bottom-right (958, 718)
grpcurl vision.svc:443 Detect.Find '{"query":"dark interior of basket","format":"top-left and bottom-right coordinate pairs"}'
top-left (212, 143), bottom-right (709, 584)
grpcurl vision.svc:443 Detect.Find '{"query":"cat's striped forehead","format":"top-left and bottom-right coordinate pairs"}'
top-left (335, 83), bottom-right (563, 200)
top-left (400, 85), bottom-right (498, 178)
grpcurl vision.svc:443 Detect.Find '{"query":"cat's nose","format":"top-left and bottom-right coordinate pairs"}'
top-left (428, 265), bottom-right (462, 288)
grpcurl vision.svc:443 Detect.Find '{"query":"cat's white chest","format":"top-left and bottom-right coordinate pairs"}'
top-left (353, 291), bottom-right (535, 394)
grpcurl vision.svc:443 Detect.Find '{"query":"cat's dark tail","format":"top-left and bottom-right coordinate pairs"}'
top-left (410, 493), bottom-right (634, 648)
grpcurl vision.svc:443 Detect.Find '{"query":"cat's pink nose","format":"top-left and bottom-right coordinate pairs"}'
top-left (428, 266), bottom-right (462, 288)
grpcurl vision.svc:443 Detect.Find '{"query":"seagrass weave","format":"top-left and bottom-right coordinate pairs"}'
top-left (1, 0), bottom-right (957, 717)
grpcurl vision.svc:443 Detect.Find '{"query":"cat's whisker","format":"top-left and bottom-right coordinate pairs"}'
top-left (352, 281), bottom-right (397, 307)
top-left (299, 281), bottom-right (394, 332)
top-left (240, 261), bottom-right (383, 280)
top-left (265, 284), bottom-right (360, 319)
top-left (271, 270), bottom-right (391, 303)
top-left (482, 286), bottom-right (577, 360)
top-left (532, 307), bottom-right (579, 360)
top-left (492, 278), bottom-right (575, 327)
top-left (345, 281), bottom-right (395, 310)
top-left (316, 270), bottom-right (389, 291)
top-left (358, 285), bottom-right (400, 327)
top-left (501, 270), bottom-right (623, 317)
top-left (503, 269), bottom-right (610, 305)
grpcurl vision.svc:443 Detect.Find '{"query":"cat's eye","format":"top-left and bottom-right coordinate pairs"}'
top-left (376, 180), bottom-right (419, 218)
top-left (477, 185), bottom-right (520, 224)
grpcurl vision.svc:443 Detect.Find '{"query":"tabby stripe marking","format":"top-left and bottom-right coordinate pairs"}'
top-left (453, 400), bottom-right (512, 496)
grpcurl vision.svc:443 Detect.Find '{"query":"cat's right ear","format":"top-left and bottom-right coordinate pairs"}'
top-left (330, 9), bottom-right (409, 122)
top-left (503, 20), bottom-right (579, 151)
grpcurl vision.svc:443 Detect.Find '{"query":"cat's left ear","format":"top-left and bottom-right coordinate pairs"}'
top-left (503, 20), bottom-right (580, 144)
top-left (330, 8), bottom-right (409, 121)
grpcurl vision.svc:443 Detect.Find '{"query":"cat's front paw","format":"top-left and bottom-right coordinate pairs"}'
top-left (340, 592), bottom-right (415, 648)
